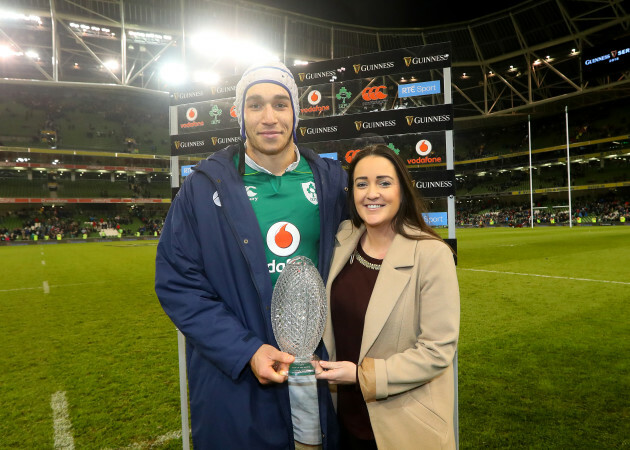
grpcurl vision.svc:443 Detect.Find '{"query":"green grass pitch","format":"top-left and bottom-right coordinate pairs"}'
top-left (0, 226), bottom-right (628, 448)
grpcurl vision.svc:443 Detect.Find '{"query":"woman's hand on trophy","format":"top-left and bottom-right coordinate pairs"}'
top-left (315, 360), bottom-right (357, 384)
top-left (249, 344), bottom-right (295, 384)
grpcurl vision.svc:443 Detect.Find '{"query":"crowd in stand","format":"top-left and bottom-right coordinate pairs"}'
top-left (0, 206), bottom-right (166, 241)
top-left (456, 198), bottom-right (630, 227)
top-left (2, 196), bottom-right (627, 242)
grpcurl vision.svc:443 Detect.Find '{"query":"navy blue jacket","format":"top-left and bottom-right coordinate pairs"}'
top-left (155, 145), bottom-right (347, 449)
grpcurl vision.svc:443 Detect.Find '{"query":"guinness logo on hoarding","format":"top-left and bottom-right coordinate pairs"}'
top-left (174, 141), bottom-right (181, 150)
top-left (611, 50), bottom-right (618, 58)
top-left (406, 116), bottom-right (414, 126)
top-left (353, 64), bottom-right (361, 74)
top-left (210, 87), bottom-right (216, 95)
top-left (211, 137), bottom-right (218, 146)
top-left (354, 121), bottom-right (362, 131)
top-left (299, 127), bottom-right (307, 137)
top-left (298, 73), bottom-right (306, 82)
top-left (404, 57), bottom-right (412, 67)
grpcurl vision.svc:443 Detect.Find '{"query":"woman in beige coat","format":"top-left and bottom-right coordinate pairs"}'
top-left (315, 144), bottom-right (460, 449)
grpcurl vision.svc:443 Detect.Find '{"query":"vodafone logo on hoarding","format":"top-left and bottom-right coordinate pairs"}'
top-left (186, 107), bottom-right (198, 121)
top-left (266, 222), bottom-right (300, 256)
top-left (181, 107), bottom-right (205, 129)
top-left (308, 90), bottom-right (322, 105)
top-left (408, 139), bottom-right (442, 164)
top-left (416, 139), bottom-right (432, 156)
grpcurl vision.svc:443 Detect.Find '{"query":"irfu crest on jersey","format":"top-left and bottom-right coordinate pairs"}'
top-left (302, 181), bottom-right (318, 205)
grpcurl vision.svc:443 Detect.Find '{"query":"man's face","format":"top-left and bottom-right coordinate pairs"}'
top-left (243, 82), bottom-right (294, 160)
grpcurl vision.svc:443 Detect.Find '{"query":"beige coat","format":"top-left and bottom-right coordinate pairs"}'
top-left (323, 221), bottom-right (460, 449)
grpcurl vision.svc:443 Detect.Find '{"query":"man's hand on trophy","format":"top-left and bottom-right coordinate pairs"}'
top-left (315, 360), bottom-right (357, 384)
top-left (250, 344), bottom-right (295, 384)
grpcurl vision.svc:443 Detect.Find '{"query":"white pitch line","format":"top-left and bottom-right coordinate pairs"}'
top-left (459, 268), bottom-right (630, 285)
top-left (41, 260), bottom-right (46, 265)
top-left (0, 281), bottom-right (108, 293)
top-left (102, 430), bottom-right (182, 449)
top-left (51, 391), bottom-right (75, 450)
top-left (43, 281), bottom-right (50, 294)
top-left (0, 286), bottom-right (44, 292)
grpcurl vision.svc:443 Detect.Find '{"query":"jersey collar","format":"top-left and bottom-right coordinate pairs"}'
top-left (244, 145), bottom-right (300, 175)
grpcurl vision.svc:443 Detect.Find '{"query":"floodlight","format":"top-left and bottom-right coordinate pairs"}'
top-left (190, 31), bottom-right (278, 64)
top-left (192, 70), bottom-right (220, 85)
top-left (190, 31), bottom-right (232, 59)
top-left (0, 11), bottom-right (42, 25)
top-left (237, 41), bottom-right (278, 64)
top-left (25, 50), bottom-right (38, 59)
top-left (294, 59), bottom-right (309, 66)
top-left (104, 59), bottom-right (119, 71)
top-left (0, 45), bottom-right (21, 57)
top-left (160, 62), bottom-right (188, 85)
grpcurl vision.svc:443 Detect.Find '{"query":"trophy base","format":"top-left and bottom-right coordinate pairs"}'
top-left (288, 357), bottom-right (316, 376)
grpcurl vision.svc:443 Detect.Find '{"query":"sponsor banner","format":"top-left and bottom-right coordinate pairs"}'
top-left (422, 212), bottom-right (448, 227)
top-left (298, 104), bottom-right (452, 143)
top-left (181, 164), bottom-right (195, 177)
top-left (171, 130), bottom-right (241, 156)
top-left (582, 35), bottom-right (630, 81)
top-left (292, 42), bottom-right (451, 87)
top-left (409, 169), bottom-right (456, 197)
top-left (0, 198), bottom-right (171, 204)
top-left (177, 99), bottom-right (239, 134)
top-left (171, 107), bottom-right (450, 157)
top-left (307, 131), bottom-right (446, 166)
top-left (170, 74), bottom-right (241, 105)
top-left (398, 80), bottom-right (441, 98)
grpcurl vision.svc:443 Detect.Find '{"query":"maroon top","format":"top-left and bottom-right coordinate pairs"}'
top-left (330, 241), bottom-right (382, 440)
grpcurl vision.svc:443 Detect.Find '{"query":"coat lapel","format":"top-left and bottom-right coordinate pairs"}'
top-left (359, 232), bottom-right (416, 362)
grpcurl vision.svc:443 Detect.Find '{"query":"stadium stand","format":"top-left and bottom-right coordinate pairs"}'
top-left (0, 0), bottom-right (628, 242)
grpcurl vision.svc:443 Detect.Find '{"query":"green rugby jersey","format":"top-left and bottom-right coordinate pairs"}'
top-left (236, 153), bottom-right (320, 286)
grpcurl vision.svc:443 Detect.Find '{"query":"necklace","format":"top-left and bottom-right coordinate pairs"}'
top-left (351, 249), bottom-right (381, 271)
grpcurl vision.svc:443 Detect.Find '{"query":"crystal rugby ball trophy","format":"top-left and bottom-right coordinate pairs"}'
top-left (271, 256), bottom-right (327, 376)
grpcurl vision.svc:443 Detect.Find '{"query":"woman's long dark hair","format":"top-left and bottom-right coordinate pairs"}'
top-left (347, 144), bottom-right (447, 246)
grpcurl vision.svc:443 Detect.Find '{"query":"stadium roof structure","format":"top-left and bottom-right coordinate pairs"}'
top-left (1, 0), bottom-right (629, 127)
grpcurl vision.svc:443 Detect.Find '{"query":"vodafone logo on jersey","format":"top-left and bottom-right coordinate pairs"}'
top-left (267, 222), bottom-right (300, 257)
top-left (416, 139), bottom-right (432, 156)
